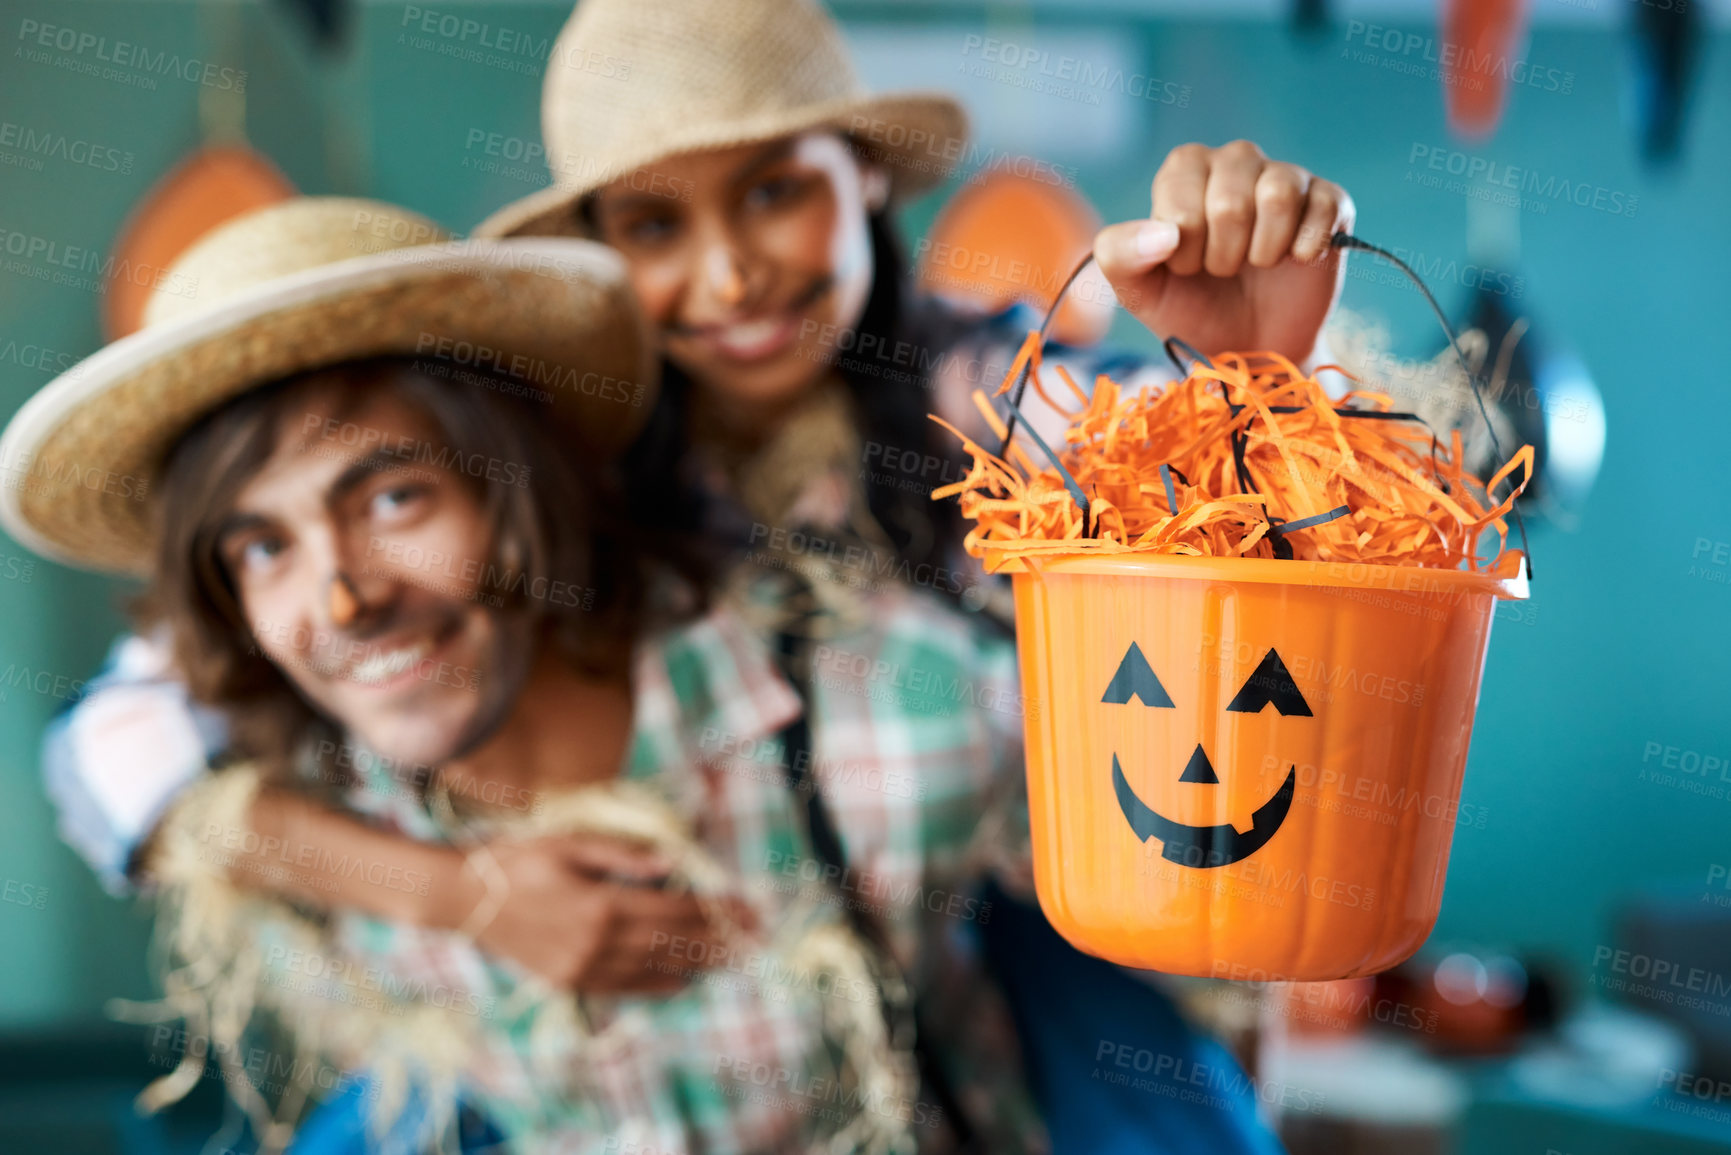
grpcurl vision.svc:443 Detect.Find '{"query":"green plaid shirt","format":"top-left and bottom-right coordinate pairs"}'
top-left (328, 573), bottom-right (1043, 1154)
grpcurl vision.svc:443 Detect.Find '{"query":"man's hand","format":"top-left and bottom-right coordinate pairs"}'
top-left (1093, 140), bottom-right (1355, 364)
top-left (439, 833), bottom-right (756, 994)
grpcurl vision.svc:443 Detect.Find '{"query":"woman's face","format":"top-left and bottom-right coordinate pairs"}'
top-left (589, 131), bottom-right (888, 430)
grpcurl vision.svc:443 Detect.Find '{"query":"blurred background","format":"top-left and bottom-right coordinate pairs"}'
top-left (1, 0), bottom-right (1728, 1151)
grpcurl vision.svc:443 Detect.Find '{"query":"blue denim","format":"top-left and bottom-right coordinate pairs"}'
top-left (977, 879), bottom-right (1286, 1155)
top-left (286, 1080), bottom-right (506, 1155)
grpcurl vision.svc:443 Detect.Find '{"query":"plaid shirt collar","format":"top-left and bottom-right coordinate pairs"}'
top-left (625, 591), bottom-right (804, 805)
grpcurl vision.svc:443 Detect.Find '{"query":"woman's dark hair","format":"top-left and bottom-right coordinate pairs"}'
top-left (139, 356), bottom-right (706, 773)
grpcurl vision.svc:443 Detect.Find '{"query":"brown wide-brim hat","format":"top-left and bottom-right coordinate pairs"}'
top-left (473, 0), bottom-right (969, 239)
top-left (0, 197), bottom-right (657, 577)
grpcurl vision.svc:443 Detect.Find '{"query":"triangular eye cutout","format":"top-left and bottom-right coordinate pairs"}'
top-left (1177, 744), bottom-right (1219, 784)
top-left (1225, 648), bottom-right (1314, 716)
top-left (1101, 642), bottom-right (1175, 707)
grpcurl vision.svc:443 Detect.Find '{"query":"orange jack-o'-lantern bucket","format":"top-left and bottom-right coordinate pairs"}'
top-left (1011, 551), bottom-right (1526, 981)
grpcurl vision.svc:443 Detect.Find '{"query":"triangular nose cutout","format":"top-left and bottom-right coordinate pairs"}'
top-left (1178, 744), bottom-right (1219, 784)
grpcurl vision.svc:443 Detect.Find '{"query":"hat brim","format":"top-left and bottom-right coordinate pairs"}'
top-left (0, 238), bottom-right (657, 577)
top-left (473, 91), bottom-right (968, 239)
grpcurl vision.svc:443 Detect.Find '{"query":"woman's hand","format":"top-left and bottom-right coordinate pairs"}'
top-left (1093, 140), bottom-right (1355, 364)
top-left (436, 832), bottom-right (757, 993)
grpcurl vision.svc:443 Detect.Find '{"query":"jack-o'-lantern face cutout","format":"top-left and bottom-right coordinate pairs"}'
top-left (1105, 642), bottom-right (1311, 868)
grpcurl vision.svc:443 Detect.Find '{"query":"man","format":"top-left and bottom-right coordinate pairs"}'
top-left (7, 197), bottom-right (1040, 1152)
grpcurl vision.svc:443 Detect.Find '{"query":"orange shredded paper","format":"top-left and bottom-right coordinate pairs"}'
top-left (932, 331), bottom-right (1532, 574)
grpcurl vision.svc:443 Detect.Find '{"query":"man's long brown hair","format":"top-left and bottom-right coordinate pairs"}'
top-left (137, 355), bottom-right (704, 779)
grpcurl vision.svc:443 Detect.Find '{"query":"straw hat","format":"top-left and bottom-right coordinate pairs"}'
top-left (0, 197), bottom-right (656, 577)
top-left (474, 0), bottom-right (968, 239)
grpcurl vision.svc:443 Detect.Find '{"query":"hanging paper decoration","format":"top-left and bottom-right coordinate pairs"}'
top-left (917, 169), bottom-right (1114, 348)
top-left (104, 147), bottom-right (296, 340)
top-left (1627, 0), bottom-right (1702, 163)
top-left (1441, 0), bottom-right (1529, 141)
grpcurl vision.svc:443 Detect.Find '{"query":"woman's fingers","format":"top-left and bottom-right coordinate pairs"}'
top-left (1201, 140), bottom-right (1267, 277)
top-left (1093, 218), bottom-right (1179, 281)
top-left (1294, 179), bottom-right (1356, 264)
top-left (1122, 143), bottom-right (1350, 279)
top-left (554, 833), bottom-right (672, 883)
top-left (600, 891), bottom-right (754, 992)
top-left (1246, 163), bottom-right (1309, 269)
top-left (1151, 143), bottom-right (1212, 276)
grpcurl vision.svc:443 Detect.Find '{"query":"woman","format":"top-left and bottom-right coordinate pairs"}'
top-left (47, 0), bottom-right (1350, 1149)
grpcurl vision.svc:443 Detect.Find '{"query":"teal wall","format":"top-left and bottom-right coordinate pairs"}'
top-left (0, 0), bottom-right (1726, 1028)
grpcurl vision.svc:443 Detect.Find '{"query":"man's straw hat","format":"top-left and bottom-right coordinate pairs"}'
top-left (0, 197), bottom-right (656, 577)
top-left (474, 0), bottom-right (968, 239)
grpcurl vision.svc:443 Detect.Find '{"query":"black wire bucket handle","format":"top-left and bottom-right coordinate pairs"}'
top-left (990, 231), bottom-right (1534, 581)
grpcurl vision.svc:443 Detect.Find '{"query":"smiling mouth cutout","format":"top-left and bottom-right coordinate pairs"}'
top-left (1105, 642), bottom-right (1311, 869)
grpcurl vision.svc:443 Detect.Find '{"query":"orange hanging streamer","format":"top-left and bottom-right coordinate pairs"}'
top-left (932, 331), bottom-right (1533, 575)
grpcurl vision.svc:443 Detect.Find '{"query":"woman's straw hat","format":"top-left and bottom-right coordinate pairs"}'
top-left (474, 0), bottom-right (968, 239)
top-left (0, 197), bottom-right (656, 577)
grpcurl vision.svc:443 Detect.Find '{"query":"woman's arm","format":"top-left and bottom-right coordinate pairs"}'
top-left (228, 788), bottom-right (749, 992)
top-left (42, 632), bottom-right (225, 894)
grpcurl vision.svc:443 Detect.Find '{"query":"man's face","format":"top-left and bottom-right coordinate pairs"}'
top-left (216, 388), bottom-right (501, 766)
